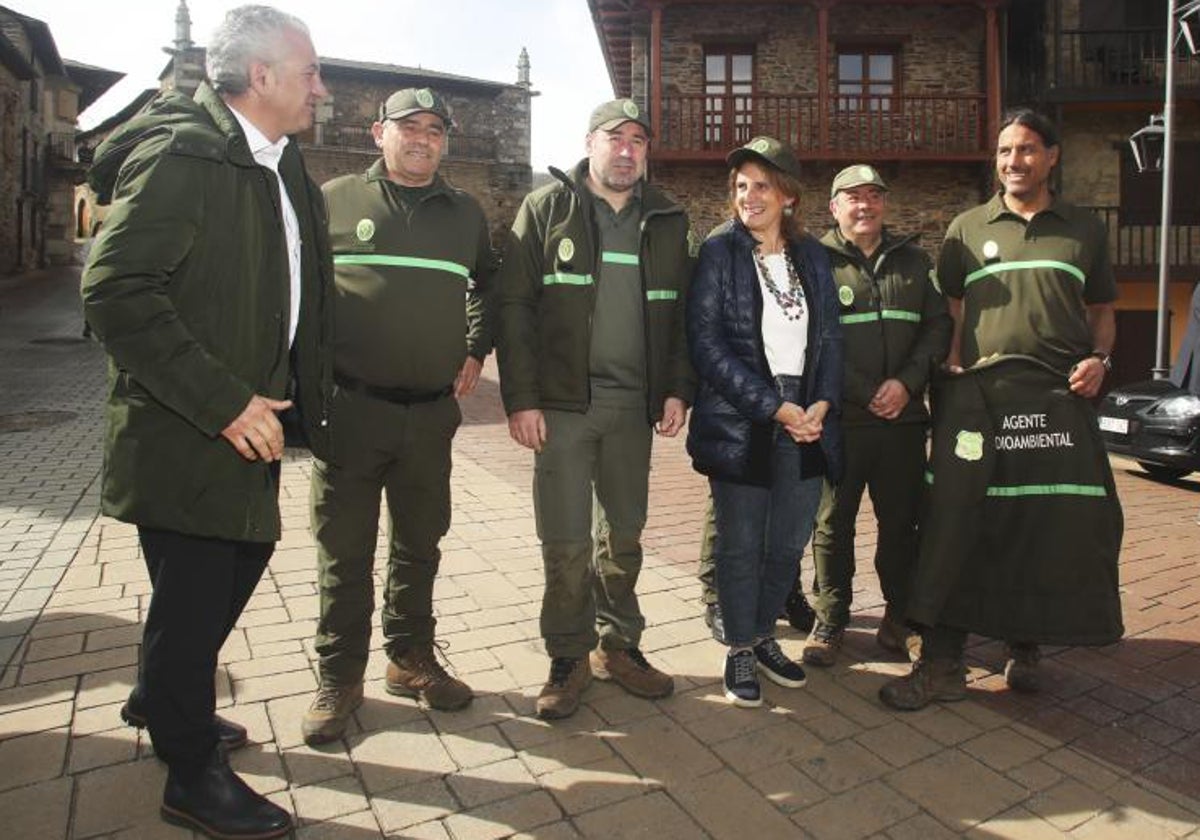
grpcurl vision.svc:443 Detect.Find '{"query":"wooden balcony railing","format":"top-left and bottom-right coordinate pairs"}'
top-left (1052, 28), bottom-right (1200, 91)
top-left (300, 122), bottom-right (498, 161)
top-left (655, 93), bottom-right (988, 160)
top-left (1085, 205), bottom-right (1200, 279)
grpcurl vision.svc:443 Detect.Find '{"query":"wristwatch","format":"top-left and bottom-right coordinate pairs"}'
top-left (1091, 351), bottom-right (1113, 372)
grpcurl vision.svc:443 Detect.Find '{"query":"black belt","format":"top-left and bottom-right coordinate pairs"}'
top-left (334, 370), bottom-right (452, 405)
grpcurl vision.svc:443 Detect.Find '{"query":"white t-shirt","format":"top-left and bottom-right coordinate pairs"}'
top-left (756, 252), bottom-right (808, 376)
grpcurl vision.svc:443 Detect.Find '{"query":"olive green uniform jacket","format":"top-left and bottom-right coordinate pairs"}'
top-left (820, 227), bottom-right (950, 427)
top-left (82, 82), bottom-right (334, 543)
top-left (496, 160), bottom-right (695, 421)
top-left (322, 160), bottom-right (494, 393)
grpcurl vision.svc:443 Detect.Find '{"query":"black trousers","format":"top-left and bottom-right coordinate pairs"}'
top-left (136, 526), bottom-right (273, 770)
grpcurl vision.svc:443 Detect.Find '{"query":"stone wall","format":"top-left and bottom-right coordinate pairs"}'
top-left (0, 67), bottom-right (20, 274)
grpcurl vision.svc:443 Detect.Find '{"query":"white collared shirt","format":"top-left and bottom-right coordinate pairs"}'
top-left (229, 107), bottom-right (302, 346)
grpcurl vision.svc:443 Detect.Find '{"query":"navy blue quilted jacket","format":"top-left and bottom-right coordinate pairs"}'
top-left (686, 219), bottom-right (843, 486)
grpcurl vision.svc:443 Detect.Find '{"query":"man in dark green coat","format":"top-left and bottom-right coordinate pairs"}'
top-left (301, 88), bottom-right (494, 745)
top-left (81, 7), bottom-right (331, 838)
top-left (498, 99), bottom-right (694, 720)
top-left (804, 165), bottom-right (950, 667)
top-left (880, 109), bottom-right (1121, 712)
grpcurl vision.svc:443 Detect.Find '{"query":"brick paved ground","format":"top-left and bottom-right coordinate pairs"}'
top-left (2, 266), bottom-right (1200, 838)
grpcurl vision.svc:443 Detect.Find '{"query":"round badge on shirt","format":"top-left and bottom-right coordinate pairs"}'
top-left (557, 237), bottom-right (575, 262)
top-left (356, 219), bottom-right (375, 242)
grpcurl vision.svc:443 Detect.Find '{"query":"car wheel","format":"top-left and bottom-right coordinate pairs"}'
top-left (1137, 461), bottom-right (1191, 481)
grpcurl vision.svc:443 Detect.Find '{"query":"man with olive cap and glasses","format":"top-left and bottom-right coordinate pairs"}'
top-left (497, 99), bottom-right (694, 719)
top-left (803, 165), bottom-right (950, 668)
top-left (302, 87), bottom-right (495, 744)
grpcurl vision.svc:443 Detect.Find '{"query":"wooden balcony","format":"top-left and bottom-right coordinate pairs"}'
top-left (1085, 205), bottom-right (1200, 282)
top-left (654, 93), bottom-right (989, 163)
top-left (1045, 28), bottom-right (1200, 102)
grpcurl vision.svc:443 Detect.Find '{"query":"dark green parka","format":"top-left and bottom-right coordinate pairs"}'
top-left (820, 227), bottom-right (950, 427)
top-left (81, 83), bottom-right (333, 543)
top-left (496, 160), bottom-right (694, 422)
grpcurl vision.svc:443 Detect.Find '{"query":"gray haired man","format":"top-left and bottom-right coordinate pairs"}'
top-left (82, 6), bottom-right (330, 837)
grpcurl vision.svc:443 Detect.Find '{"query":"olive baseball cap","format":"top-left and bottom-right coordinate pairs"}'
top-left (726, 136), bottom-right (801, 179)
top-left (830, 164), bottom-right (888, 197)
top-left (380, 87), bottom-right (454, 128)
top-left (588, 98), bottom-right (652, 135)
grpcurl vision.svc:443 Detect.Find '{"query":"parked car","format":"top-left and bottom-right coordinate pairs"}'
top-left (1098, 379), bottom-right (1200, 480)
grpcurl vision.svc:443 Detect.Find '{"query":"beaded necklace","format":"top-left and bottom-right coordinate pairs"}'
top-left (753, 246), bottom-right (806, 322)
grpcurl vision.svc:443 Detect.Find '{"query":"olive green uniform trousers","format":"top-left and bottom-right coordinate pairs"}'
top-left (310, 388), bottom-right (461, 687)
top-left (536, 402), bottom-right (652, 658)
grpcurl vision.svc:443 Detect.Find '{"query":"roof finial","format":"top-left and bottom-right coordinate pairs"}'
top-left (174, 0), bottom-right (193, 51)
top-left (517, 47), bottom-right (531, 89)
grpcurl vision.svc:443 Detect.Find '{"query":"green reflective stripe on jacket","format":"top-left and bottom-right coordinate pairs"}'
top-left (964, 260), bottom-right (1086, 288)
top-left (986, 483), bottom-right (1107, 498)
top-left (925, 472), bottom-right (1107, 498)
top-left (334, 254), bottom-right (470, 278)
top-left (646, 290), bottom-right (678, 301)
top-left (840, 308), bottom-right (921, 325)
top-left (543, 272), bottom-right (594, 286)
top-left (602, 250), bottom-right (639, 265)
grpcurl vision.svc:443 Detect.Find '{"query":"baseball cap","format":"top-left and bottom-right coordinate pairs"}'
top-left (380, 87), bottom-right (454, 128)
top-left (830, 164), bottom-right (888, 197)
top-left (588, 98), bottom-right (652, 135)
top-left (726, 136), bottom-right (801, 180)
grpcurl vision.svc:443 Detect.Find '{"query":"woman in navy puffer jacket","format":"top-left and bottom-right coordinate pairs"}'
top-left (686, 136), bottom-right (843, 708)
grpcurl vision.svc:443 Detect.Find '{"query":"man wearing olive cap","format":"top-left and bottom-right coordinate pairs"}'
top-left (803, 164), bottom-right (950, 667)
top-left (497, 99), bottom-right (694, 719)
top-left (302, 87), bottom-right (495, 744)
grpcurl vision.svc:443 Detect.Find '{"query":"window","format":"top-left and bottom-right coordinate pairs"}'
top-left (836, 48), bottom-right (899, 112)
top-left (705, 46), bottom-right (754, 147)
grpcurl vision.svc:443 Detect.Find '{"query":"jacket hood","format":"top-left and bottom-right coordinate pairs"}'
top-left (88, 82), bottom-right (246, 204)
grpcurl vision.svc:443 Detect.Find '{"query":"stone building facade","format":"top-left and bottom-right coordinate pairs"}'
top-left (590, 0), bottom-right (1200, 386)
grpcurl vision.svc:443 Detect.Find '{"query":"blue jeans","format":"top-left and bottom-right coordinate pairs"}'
top-left (711, 377), bottom-right (823, 648)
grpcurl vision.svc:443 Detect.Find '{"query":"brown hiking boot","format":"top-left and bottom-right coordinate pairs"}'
top-left (386, 646), bottom-right (473, 711)
top-left (802, 622), bottom-right (845, 667)
top-left (590, 647), bottom-right (674, 699)
top-left (877, 611), bottom-right (922, 662)
top-left (1003, 642), bottom-right (1041, 693)
top-left (536, 657), bottom-right (592, 720)
top-left (878, 659), bottom-right (968, 711)
top-left (301, 683), bottom-right (363, 746)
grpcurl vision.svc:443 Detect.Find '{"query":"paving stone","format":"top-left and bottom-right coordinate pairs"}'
top-left (605, 712), bottom-right (722, 783)
top-left (793, 737), bottom-right (892, 794)
top-left (884, 812), bottom-right (962, 840)
top-left (441, 790), bottom-right (562, 840)
top-left (0, 726), bottom-right (68, 791)
top-left (349, 720), bottom-right (458, 794)
top-left (447, 756), bottom-right (540, 808)
top-left (854, 719), bottom-right (944, 768)
top-left (573, 790), bottom-right (702, 839)
top-left (0, 776), bottom-right (71, 840)
top-left (72, 755), bottom-right (165, 837)
top-left (18, 643), bottom-right (137, 684)
top-left (887, 749), bottom-right (1029, 830)
top-left (964, 805), bottom-right (1072, 839)
top-left (293, 774), bottom-right (371, 825)
top-left (961, 726), bottom-right (1050, 772)
top-left (295, 808), bottom-right (383, 839)
top-left (793, 779), bottom-right (920, 840)
top-left (0, 698), bottom-right (72, 739)
top-left (441, 723), bottom-right (516, 769)
top-left (519, 733), bottom-right (615, 778)
top-left (671, 767), bottom-right (800, 839)
top-left (538, 755), bottom-right (648, 815)
top-left (371, 777), bottom-right (458, 834)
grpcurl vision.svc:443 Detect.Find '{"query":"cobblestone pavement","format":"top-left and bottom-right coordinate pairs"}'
top-left (2, 265), bottom-right (1200, 839)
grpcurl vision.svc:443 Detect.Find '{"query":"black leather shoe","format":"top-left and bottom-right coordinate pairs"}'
top-left (122, 692), bottom-right (249, 751)
top-left (162, 749), bottom-right (292, 839)
top-left (783, 590), bottom-right (816, 634)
